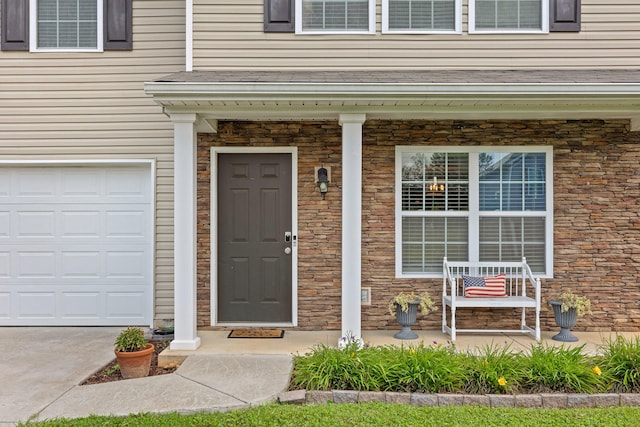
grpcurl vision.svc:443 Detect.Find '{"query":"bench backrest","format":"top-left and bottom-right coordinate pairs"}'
top-left (443, 258), bottom-right (531, 297)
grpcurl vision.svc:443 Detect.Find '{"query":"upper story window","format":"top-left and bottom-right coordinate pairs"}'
top-left (33, 0), bottom-right (102, 50)
top-left (296, 0), bottom-right (375, 34)
top-left (266, 0), bottom-right (578, 34)
top-left (469, 0), bottom-right (549, 33)
top-left (1, 0), bottom-right (131, 52)
top-left (395, 146), bottom-right (553, 278)
top-left (382, 0), bottom-right (461, 34)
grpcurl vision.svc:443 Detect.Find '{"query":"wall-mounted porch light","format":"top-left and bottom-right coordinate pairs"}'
top-left (315, 166), bottom-right (331, 199)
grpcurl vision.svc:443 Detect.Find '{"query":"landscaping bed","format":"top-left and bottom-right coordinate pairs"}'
top-left (288, 335), bottom-right (640, 395)
top-left (81, 340), bottom-right (177, 385)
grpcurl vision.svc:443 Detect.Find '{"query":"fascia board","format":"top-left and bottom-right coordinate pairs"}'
top-left (145, 82), bottom-right (640, 98)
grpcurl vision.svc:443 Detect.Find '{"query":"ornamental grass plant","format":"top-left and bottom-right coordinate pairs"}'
top-left (598, 334), bottom-right (640, 393)
top-left (518, 343), bottom-right (609, 393)
top-left (462, 343), bottom-right (525, 394)
top-left (370, 342), bottom-right (467, 392)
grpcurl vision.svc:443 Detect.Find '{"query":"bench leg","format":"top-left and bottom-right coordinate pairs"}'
top-left (451, 307), bottom-right (456, 342)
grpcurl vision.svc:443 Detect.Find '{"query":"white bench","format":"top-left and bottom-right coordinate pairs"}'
top-left (442, 257), bottom-right (541, 342)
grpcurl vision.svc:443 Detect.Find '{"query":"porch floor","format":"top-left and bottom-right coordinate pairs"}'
top-left (159, 329), bottom-right (639, 367)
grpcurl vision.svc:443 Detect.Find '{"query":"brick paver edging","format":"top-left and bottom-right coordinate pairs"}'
top-left (278, 390), bottom-right (640, 408)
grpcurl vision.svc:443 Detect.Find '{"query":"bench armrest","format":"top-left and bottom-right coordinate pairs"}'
top-left (523, 261), bottom-right (542, 304)
top-left (442, 257), bottom-right (458, 297)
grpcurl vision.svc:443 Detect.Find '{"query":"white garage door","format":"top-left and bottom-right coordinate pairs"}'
top-left (0, 164), bottom-right (153, 326)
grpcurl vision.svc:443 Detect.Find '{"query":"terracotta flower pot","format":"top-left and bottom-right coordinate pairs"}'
top-left (115, 343), bottom-right (155, 379)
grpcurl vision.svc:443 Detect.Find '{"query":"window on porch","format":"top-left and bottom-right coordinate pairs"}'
top-left (395, 146), bottom-right (553, 277)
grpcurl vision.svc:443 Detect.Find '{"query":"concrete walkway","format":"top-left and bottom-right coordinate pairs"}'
top-left (0, 327), bottom-right (636, 425)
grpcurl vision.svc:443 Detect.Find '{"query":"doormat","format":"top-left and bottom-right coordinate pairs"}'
top-left (227, 329), bottom-right (285, 339)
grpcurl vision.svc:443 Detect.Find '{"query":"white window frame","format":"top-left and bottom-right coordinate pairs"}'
top-left (295, 0), bottom-right (376, 35)
top-left (395, 146), bottom-right (554, 278)
top-left (29, 0), bottom-right (104, 52)
top-left (468, 0), bottom-right (548, 34)
top-left (382, 0), bottom-right (462, 34)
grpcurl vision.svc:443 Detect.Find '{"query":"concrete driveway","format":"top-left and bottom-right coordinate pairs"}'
top-left (0, 327), bottom-right (293, 424)
top-left (0, 327), bottom-right (121, 425)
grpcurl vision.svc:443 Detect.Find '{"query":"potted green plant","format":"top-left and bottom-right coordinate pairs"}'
top-left (114, 327), bottom-right (155, 379)
top-left (388, 292), bottom-right (437, 339)
top-left (548, 289), bottom-right (592, 342)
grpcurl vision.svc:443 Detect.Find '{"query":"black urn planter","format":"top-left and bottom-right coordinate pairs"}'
top-left (549, 300), bottom-right (579, 342)
top-left (394, 302), bottom-right (420, 340)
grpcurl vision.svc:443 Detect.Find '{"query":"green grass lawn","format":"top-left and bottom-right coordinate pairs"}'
top-left (19, 403), bottom-right (640, 427)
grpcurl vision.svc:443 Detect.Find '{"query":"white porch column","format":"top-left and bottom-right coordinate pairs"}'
top-left (170, 113), bottom-right (201, 350)
top-left (339, 113), bottom-right (366, 338)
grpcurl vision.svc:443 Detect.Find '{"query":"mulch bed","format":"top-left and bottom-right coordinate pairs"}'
top-left (81, 340), bottom-right (178, 385)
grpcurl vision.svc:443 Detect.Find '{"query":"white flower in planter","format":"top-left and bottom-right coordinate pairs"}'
top-left (337, 331), bottom-right (365, 350)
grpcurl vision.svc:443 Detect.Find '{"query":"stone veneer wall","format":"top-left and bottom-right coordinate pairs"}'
top-left (197, 119), bottom-right (640, 332)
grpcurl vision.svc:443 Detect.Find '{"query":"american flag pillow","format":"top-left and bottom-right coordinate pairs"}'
top-left (463, 274), bottom-right (508, 298)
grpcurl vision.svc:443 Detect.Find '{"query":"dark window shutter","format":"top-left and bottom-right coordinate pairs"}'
top-left (264, 0), bottom-right (294, 33)
top-left (550, 0), bottom-right (581, 32)
top-left (104, 0), bottom-right (132, 50)
top-left (1, 0), bottom-right (29, 51)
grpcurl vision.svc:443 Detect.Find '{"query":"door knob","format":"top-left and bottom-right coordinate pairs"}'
top-left (284, 247), bottom-right (292, 255)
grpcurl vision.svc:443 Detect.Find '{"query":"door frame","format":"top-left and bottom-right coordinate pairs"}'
top-left (210, 147), bottom-right (298, 327)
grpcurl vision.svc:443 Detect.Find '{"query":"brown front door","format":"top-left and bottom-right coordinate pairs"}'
top-left (217, 153), bottom-right (293, 323)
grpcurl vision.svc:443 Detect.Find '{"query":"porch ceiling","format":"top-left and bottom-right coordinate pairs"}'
top-left (144, 70), bottom-right (640, 127)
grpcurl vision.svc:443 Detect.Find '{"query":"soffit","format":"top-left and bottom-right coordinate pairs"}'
top-left (144, 70), bottom-right (640, 123)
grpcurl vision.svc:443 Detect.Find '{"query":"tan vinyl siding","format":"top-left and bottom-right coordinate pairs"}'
top-left (193, 0), bottom-right (640, 70)
top-left (0, 1), bottom-right (185, 325)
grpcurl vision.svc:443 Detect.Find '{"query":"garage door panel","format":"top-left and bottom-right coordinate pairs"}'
top-left (0, 293), bottom-right (9, 318)
top-left (106, 250), bottom-right (149, 279)
top-left (61, 252), bottom-right (101, 278)
top-left (16, 211), bottom-right (55, 238)
top-left (17, 252), bottom-right (56, 278)
top-left (61, 292), bottom-right (101, 318)
top-left (61, 211), bottom-right (101, 237)
top-left (61, 170), bottom-right (102, 197)
top-left (106, 170), bottom-right (149, 198)
top-left (1, 246), bottom-right (150, 283)
top-left (15, 171), bottom-right (56, 198)
top-left (2, 282), bottom-right (150, 325)
top-left (0, 170), bottom-right (9, 197)
top-left (0, 165), bottom-right (152, 326)
top-left (1, 167), bottom-right (150, 204)
top-left (17, 292), bottom-right (56, 318)
top-left (4, 204), bottom-right (151, 242)
top-left (106, 210), bottom-right (147, 238)
top-left (0, 211), bottom-right (9, 237)
top-left (107, 291), bottom-right (148, 318)
top-left (0, 253), bottom-right (9, 278)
